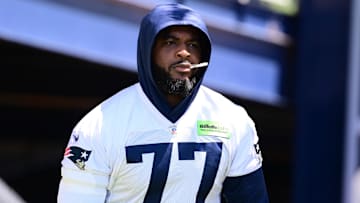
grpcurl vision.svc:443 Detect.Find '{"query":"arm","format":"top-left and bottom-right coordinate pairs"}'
top-left (221, 168), bottom-right (269, 203)
top-left (222, 106), bottom-right (268, 202)
top-left (58, 167), bottom-right (109, 202)
top-left (57, 107), bottom-right (111, 202)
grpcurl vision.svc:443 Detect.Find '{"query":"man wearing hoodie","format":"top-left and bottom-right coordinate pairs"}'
top-left (57, 3), bottom-right (269, 203)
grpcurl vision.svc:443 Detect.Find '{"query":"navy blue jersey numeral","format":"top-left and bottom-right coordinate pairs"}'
top-left (125, 143), bottom-right (173, 202)
top-left (178, 142), bottom-right (222, 202)
top-left (125, 142), bottom-right (222, 203)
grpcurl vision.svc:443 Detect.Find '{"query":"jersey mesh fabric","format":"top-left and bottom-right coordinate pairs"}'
top-left (57, 84), bottom-right (262, 203)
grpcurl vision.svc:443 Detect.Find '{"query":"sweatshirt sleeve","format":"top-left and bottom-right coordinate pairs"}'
top-left (221, 168), bottom-right (269, 203)
top-left (57, 107), bottom-right (111, 203)
top-left (227, 112), bottom-right (263, 177)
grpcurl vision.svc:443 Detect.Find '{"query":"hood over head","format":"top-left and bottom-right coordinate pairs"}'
top-left (137, 3), bottom-right (212, 122)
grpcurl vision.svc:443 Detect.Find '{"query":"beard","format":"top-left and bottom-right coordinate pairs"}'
top-left (152, 64), bottom-right (198, 97)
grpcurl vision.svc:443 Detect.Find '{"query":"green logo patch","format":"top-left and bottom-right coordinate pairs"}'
top-left (197, 120), bottom-right (230, 139)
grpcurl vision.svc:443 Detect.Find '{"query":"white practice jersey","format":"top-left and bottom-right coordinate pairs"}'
top-left (58, 83), bottom-right (262, 203)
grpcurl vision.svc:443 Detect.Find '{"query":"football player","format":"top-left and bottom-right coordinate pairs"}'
top-left (57, 3), bottom-right (269, 202)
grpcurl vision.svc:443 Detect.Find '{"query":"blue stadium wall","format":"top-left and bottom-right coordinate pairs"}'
top-left (1, 0), bottom-right (355, 202)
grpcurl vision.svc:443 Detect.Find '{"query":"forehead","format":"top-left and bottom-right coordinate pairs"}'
top-left (157, 25), bottom-right (201, 39)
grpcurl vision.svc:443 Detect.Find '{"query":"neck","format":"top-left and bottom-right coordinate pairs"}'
top-left (166, 94), bottom-right (184, 107)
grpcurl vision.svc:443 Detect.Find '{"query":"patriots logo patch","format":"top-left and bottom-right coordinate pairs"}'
top-left (64, 146), bottom-right (92, 170)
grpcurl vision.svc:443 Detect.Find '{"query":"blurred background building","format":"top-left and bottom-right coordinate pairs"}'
top-left (0, 0), bottom-right (358, 202)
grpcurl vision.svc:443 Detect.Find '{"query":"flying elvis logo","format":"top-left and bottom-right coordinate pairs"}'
top-left (64, 146), bottom-right (92, 170)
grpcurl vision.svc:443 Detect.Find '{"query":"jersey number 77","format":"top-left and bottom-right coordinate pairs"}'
top-left (126, 142), bottom-right (223, 203)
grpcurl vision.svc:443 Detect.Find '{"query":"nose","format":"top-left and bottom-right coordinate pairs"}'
top-left (176, 48), bottom-right (190, 59)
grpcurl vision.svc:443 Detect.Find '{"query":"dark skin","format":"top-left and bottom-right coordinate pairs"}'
top-left (152, 26), bottom-right (203, 107)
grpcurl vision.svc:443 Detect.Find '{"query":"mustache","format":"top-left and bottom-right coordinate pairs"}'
top-left (170, 60), bottom-right (191, 68)
top-left (170, 61), bottom-right (208, 69)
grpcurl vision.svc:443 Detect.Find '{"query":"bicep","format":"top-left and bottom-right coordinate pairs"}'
top-left (57, 167), bottom-right (109, 202)
top-left (57, 116), bottom-right (111, 202)
top-left (221, 168), bottom-right (269, 203)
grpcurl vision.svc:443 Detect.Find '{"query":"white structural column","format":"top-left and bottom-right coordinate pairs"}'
top-left (343, 0), bottom-right (360, 202)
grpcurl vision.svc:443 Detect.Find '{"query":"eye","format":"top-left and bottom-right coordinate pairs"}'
top-left (165, 39), bottom-right (176, 46)
top-left (188, 41), bottom-right (200, 49)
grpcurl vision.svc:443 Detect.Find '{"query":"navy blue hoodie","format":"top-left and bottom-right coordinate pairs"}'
top-left (137, 3), bottom-right (211, 123)
top-left (136, 4), bottom-right (269, 202)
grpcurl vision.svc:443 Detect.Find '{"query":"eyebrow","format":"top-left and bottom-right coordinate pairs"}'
top-left (162, 33), bottom-right (178, 40)
top-left (159, 30), bottom-right (200, 40)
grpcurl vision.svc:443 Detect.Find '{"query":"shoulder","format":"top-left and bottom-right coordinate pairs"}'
top-left (197, 86), bottom-right (257, 139)
top-left (72, 84), bottom-right (140, 141)
top-left (66, 84), bottom-right (142, 163)
top-left (84, 83), bottom-right (141, 118)
top-left (198, 86), bottom-right (250, 118)
top-left (99, 83), bottom-right (140, 111)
